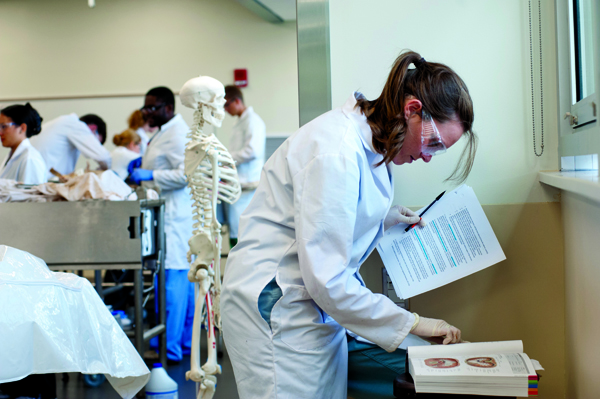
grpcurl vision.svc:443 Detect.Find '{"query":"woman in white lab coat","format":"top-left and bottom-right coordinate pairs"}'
top-left (110, 129), bottom-right (142, 179)
top-left (221, 51), bottom-right (477, 399)
top-left (0, 103), bottom-right (47, 184)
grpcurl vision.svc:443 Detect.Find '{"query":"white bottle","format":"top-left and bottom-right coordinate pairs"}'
top-left (146, 363), bottom-right (178, 399)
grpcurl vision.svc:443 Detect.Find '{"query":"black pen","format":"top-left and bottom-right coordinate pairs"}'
top-left (404, 191), bottom-right (446, 232)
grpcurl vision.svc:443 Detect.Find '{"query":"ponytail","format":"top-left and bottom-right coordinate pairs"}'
top-left (356, 50), bottom-right (477, 183)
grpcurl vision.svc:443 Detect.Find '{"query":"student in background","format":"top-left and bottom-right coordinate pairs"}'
top-left (223, 85), bottom-right (266, 247)
top-left (31, 113), bottom-right (111, 177)
top-left (110, 129), bottom-right (141, 179)
top-left (127, 109), bottom-right (157, 155)
top-left (0, 103), bottom-right (47, 184)
top-left (129, 86), bottom-right (194, 364)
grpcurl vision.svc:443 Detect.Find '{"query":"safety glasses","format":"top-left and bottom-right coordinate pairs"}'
top-left (0, 122), bottom-right (16, 131)
top-left (420, 110), bottom-right (446, 157)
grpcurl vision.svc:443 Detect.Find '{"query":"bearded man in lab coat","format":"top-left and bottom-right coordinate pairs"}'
top-left (31, 113), bottom-right (111, 178)
top-left (128, 86), bottom-right (194, 363)
top-left (223, 85), bottom-right (266, 247)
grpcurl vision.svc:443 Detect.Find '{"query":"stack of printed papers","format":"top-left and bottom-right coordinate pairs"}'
top-left (408, 341), bottom-right (542, 397)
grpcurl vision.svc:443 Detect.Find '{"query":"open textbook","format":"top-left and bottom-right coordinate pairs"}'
top-left (408, 340), bottom-right (543, 397)
top-left (377, 185), bottom-right (506, 299)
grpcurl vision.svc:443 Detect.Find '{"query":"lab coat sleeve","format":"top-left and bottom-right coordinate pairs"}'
top-left (230, 117), bottom-right (265, 166)
top-left (293, 154), bottom-right (414, 353)
top-left (68, 126), bottom-right (112, 169)
top-left (18, 154), bottom-right (47, 185)
top-left (151, 134), bottom-right (187, 191)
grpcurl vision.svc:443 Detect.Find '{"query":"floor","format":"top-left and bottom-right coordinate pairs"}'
top-left (54, 334), bottom-right (239, 399)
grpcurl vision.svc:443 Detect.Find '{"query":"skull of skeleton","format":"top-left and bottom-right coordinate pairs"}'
top-left (180, 76), bottom-right (226, 127)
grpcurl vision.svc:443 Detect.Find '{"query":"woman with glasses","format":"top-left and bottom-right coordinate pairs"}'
top-left (221, 50), bottom-right (478, 399)
top-left (0, 103), bottom-right (47, 184)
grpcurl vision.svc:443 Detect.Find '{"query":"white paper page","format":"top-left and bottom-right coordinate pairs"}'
top-left (408, 340), bottom-right (524, 358)
top-left (377, 185), bottom-right (506, 299)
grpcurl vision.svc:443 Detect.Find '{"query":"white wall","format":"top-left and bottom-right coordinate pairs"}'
top-left (329, 0), bottom-right (559, 207)
top-left (0, 0), bottom-right (298, 166)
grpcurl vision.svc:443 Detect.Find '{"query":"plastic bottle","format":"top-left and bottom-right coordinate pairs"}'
top-left (146, 363), bottom-right (178, 399)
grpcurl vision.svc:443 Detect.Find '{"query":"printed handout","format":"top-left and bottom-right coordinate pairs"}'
top-left (377, 185), bottom-right (506, 299)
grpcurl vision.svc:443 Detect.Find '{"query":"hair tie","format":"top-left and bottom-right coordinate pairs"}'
top-left (414, 57), bottom-right (426, 68)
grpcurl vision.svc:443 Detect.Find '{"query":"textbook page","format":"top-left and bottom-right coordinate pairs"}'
top-left (377, 185), bottom-right (506, 299)
top-left (408, 340), bottom-right (524, 358)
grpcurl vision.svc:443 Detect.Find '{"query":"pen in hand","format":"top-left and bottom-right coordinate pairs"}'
top-left (405, 191), bottom-right (446, 232)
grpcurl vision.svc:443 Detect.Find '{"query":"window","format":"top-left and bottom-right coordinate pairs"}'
top-left (556, 0), bottom-right (600, 162)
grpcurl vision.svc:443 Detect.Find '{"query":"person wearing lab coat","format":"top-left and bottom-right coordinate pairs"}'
top-left (31, 113), bottom-right (111, 178)
top-left (127, 109), bottom-right (157, 155)
top-left (223, 85), bottom-right (266, 247)
top-left (129, 86), bottom-right (194, 363)
top-left (0, 103), bottom-right (47, 184)
top-left (110, 129), bottom-right (141, 179)
top-left (222, 51), bottom-right (477, 399)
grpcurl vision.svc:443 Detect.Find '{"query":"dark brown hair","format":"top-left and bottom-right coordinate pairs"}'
top-left (1, 103), bottom-right (43, 138)
top-left (357, 50), bottom-right (477, 183)
top-left (224, 85), bottom-right (244, 103)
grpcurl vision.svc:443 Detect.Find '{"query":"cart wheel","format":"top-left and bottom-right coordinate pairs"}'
top-left (83, 373), bottom-right (106, 387)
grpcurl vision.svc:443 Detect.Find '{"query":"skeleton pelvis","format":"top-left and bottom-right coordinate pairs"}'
top-left (189, 232), bottom-right (215, 268)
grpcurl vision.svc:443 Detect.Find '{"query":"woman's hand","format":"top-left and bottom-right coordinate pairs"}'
top-left (410, 315), bottom-right (462, 345)
top-left (384, 205), bottom-right (425, 231)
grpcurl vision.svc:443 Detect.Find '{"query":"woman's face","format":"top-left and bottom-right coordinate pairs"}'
top-left (127, 140), bottom-right (141, 154)
top-left (0, 113), bottom-right (26, 150)
top-left (392, 112), bottom-right (464, 166)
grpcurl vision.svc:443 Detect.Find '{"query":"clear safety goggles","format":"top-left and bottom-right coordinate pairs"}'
top-left (420, 110), bottom-right (447, 157)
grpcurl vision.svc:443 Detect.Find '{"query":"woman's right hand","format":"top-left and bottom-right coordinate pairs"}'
top-left (410, 315), bottom-right (461, 344)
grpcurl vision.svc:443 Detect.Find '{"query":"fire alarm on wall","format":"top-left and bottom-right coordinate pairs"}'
top-left (234, 69), bottom-right (248, 87)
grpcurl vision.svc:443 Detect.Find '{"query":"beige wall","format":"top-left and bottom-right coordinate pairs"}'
top-left (0, 0), bottom-right (299, 164)
top-left (361, 203), bottom-right (565, 398)
top-left (328, 1), bottom-right (566, 397)
top-left (562, 192), bottom-right (600, 398)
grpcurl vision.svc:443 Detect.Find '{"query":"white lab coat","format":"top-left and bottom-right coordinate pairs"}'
top-left (30, 113), bottom-right (111, 177)
top-left (0, 138), bottom-right (47, 184)
top-left (141, 114), bottom-right (193, 270)
top-left (226, 106), bottom-right (266, 238)
top-left (135, 127), bottom-right (150, 155)
top-left (110, 146), bottom-right (140, 179)
top-left (222, 94), bottom-right (415, 399)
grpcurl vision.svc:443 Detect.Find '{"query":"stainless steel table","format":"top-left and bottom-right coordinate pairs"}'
top-left (0, 199), bottom-right (167, 366)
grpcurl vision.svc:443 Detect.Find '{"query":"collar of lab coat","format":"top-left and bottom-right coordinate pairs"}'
top-left (3, 138), bottom-right (33, 166)
top-left (152, 113), bottom-right (184, 143)
top-left (342, 93), bottom-right (378, 155)
top-left (235, 106), bottom-right (254, 125)
top-left (342, 93), bottom-right (393, 191)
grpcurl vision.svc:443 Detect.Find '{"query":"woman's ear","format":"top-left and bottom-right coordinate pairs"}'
top-left (19, 123), bottom-right (28, 135)
top-left (403, 98), bottom-right (422, 120)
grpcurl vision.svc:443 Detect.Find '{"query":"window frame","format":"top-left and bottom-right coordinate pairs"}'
top-left (555, 0), bottom-right (600, 157)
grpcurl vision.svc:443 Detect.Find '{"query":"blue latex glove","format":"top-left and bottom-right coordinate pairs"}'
top-left (130, 168), bottom-right (153, 185)
top-left (127, 157), bottom-right (143, 176)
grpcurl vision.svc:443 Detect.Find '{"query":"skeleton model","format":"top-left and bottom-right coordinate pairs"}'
top-left (180, 76), bottom-right (241, 399)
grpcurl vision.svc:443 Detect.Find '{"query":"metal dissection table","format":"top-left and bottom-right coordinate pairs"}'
top-left (0, 199), bottom-right (167, 365)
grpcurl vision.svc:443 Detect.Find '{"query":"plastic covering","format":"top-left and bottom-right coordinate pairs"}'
top-left (0, 245), bottom-right (150, 398)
